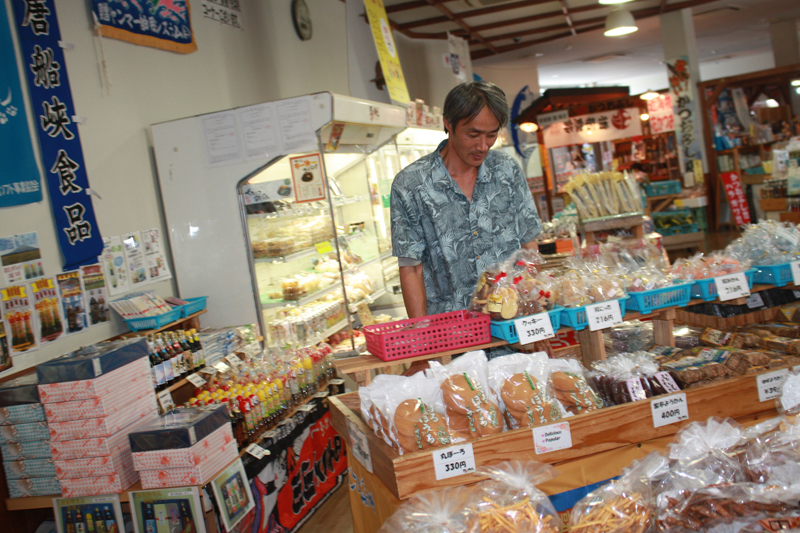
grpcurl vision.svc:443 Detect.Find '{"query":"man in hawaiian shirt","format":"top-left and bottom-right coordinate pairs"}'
top-left (391, 81), bottom-right (543, 319)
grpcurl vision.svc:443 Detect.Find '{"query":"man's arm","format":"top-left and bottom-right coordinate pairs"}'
top-left (399, 263), bottom-right (427, 318)
top-left (521, 240), bottom-right (539, 251)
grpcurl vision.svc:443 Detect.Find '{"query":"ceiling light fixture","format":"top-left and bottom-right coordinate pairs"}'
top-left (604, 6), bottom-right (638, 37)
top-left (519, 122), bottom-right (539, 133)
top-left (791, 80), bottom-right (800, 86)
top-left (641, 113), bottom-right (650, 121)
top-left (640, 91), bottom-right (660, 100)
top-left (599, 0), bottom-right (634, 4)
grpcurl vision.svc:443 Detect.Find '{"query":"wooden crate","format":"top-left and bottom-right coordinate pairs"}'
top-left (329, 369), bottom-right (780, 500)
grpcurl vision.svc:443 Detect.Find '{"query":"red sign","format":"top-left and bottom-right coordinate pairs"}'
top-left (720, 171), bottom-right (751, 226)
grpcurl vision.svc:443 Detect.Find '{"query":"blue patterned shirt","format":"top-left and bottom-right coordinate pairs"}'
top-left (391, 140), bottom-right (542, 316)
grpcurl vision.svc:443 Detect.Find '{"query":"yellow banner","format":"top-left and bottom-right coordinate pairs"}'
top-left (364, 0), bottom-right (410, 105)
top-left (2, 284), bottom-right (27, 301)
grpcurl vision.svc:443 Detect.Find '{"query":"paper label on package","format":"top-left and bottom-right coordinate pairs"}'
top-left (346, 420), bottom-right (373, 473)
top-left (532, 422), bottom-right (572, 454)
top-left (791, 261), bottom-right (800, 286)
top-left (186, 374), bottom-right (206, 388)
top-left (746, 293), bottom-right (764, 309)
top-left (514, 312), bottom-right (555, 344)
top-left (246, 443), bottom-right (269, 460)
top-left (157, 390), bottom-right (174, 412)
top-left (200, 366), bottom-right (218, 375)
top-left (313, 391), bottom-right (329, 398)
top-left (586, 300), bottom-right (623, 331)
top-left (433, 443), bottom-right (476, 480)
top-left (625, 378), bottom-right (647, 402)
top-left (714, 272), bottom-right (749, 301)
top-left (654, 372), bottom-right (681, 393)
top-left (225, 354), bottom-right (242, 368)
top-left (92, 358), bottom-right (102, 377)
top-left (213, 362), bottom-right (230, 373)
top-left (296, 404), bottom-right (315, 412)
top-left (757, 369), bottom-right (790, 402)
top-left (651, 393), bottom-right (689, 428)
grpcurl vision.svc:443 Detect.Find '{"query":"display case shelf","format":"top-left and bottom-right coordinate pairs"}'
top-left (260, 281), bottom-right (343, 309)
top-left (254, 246), bottom-right (319, 264)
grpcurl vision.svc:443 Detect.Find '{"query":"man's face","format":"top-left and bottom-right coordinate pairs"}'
top-left (444, 106), bottom-right (501, 168)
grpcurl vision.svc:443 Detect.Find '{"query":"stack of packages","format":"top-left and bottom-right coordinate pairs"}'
top-left (0, 374), bottom-right (60, 498)
top-left (199, 326), bottom-right (258, 366)
top-left (39, 338), bottom-right (158, 497)
top-left (128, 405), bottom-right (237, 489)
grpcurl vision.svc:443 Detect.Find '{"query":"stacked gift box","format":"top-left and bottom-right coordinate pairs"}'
top-left (129, 405), bottom-right (237, 489)
top-left (37, 337), bottom-right (159, 497)
top-left (0, 373), bottom-right (61, 498)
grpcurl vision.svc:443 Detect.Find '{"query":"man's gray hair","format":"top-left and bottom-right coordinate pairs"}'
top-left (442, 81), bottom-right (508, 134)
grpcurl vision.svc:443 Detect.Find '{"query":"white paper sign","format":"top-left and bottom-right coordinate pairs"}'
top-left (212, 361), bottom-right (231, 373)
top-left (296, 404), bottom-right (315, 412)
top-left (433, 443), bottom-right (476, 480)
top-left (532, 422), bottom-right (572, 454)
top-left (157, 390), bottom-right (175, 412)
top-left (791, 261), bottom-right (800, 286)
top-left (313, 391), bottom-right (329, 398)
top-left (746, 293), bottom-right (764, 309)
top-left (347, 420), bottom-right (373, 473)
top-left (586, 300), bottom-right (623, 331)
top-left (246, 443), bottom-right (269, 459)
top-left (757, 369), bottom-right (790, 402)
top-left (186, 373), bottom-right (206, 388)
top-left (714, 272), bottom-right (749, 302)
top-left (651, 393), bottom-right (689, 428)
top-left (514, 313), bottom-right (555, 344)
top-left (225, 354), bottom-right (242, 368)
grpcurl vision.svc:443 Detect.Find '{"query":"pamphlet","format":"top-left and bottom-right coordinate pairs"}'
top-left (30, 277), bottom-right (64, 345)
top-left (0, 322), bottom-right (11, 372)
top-left (129, 486), bottom-right (207, 533)
top-left (56, 271), bottom-right (88, 335)
top-left (80, 265), bottom-right (110, 326)
top-left (210, 459), bottom-right (254, 531)
top-left (0, 232), bottom-right (44, 285)
top-left (123, 231), bottom-right (149, 287)
top-left (1, 283), bottom-right (38, 356)
top-left (142, 228), bottom-right (172, 283)
top-left (101, 236), bottom-right (131, 296)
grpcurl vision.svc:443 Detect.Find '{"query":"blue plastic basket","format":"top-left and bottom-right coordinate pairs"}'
top-left (124, 307), bottom-right (182, 332)
top-left (560, 297), bottom-right (628, 332)
top-left (490, 306), bottom-right (563, 343)
top-left (626, 283), bottom-right (692, 315)
top-left (177, 296), bottom-right (209, 318)
top-left (689, 269), bottom-right (756, 301)
top-left (644, 180), bottom-right (681, 197)
top-left (753, 264), bottom-right (794, 287)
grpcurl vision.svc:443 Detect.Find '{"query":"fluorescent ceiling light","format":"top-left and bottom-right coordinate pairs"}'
top-left (791, 80), bottom-right (800, 86)
top-left (640, 91), bottom-right (660, 101)
top-left (604, 7), bottom-right (638, 36)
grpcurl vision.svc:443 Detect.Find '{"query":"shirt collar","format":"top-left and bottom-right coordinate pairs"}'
top-left (431, 139), bottom-right (492, 191)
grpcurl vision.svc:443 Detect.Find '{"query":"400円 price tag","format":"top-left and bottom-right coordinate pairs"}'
top-left (433, 443), bottom-right (476, 480)
top-left (714, 272), bottom-right (749, 302)
top-left (651, 393), bottom-right (689, 428)
top-left (514, 312), bottom-right (554, 344)
top-left (586, 300), bottom-right (623, 331)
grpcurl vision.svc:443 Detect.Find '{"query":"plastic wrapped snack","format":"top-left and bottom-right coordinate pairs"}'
top-left (378, 485), bottom-right (474, 533)
top-left (465, 461), bottom-right (561, 533)
top-left (726, 220), bottom-right (800, 266)
top-left (778, 372), bottom-right (800, 417)
top-left (556, 269), bottom-right (590, 308)
top-left (548, 358), bottom-right (604, 415)
top-left (384, 373), bottom-right (452, 454)
top-left (359, 374), bottom-right (407, 447)
top-left (670, 252), bottom-right (747, 281)
top-left (590, 352), bottom-right (673, 406)
top-left (604, 321), bottom-right (654, 354)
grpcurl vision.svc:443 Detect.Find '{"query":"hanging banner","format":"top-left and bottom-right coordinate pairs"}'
top-left (0, 3), bottom-right (41, 208)
top-left (91, 0), bottom-right (197, 54)
top-left (667, 56), bottom-right (705, 178)
top-left (364, 0), bottom-right (410, 105)
top-left (647, 94), bottom-right (675, 135)
top-left (30, 277), bottom-right (64, 345)
top-left (543, 108), bottom-right (643, 149)
top-left (720, 171), bottom-right (752, 226)
top-left (11, 0), bottom-right (104, 271)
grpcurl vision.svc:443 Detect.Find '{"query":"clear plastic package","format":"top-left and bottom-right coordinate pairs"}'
top-left (36, 337), bottom-right (148, 384)
top-left (127, 405), bottom-right (229, 453)
top-left (378, 485), bottom-right (474, 533)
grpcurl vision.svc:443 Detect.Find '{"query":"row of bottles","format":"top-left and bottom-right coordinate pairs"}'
top-left (8, 311), bottom-right (34, 349)
top-left (147, 329), bottom-right (206, 391)
top-left (63, 506), bottom-right (117, 533)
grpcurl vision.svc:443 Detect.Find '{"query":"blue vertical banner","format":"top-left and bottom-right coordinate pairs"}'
top-left (0, 4), bottom-right (42, 208)
top-left (11, 0), bottom-right (103, 270)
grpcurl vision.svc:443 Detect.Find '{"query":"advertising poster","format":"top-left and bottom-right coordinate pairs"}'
top-left (721, 171), bottom-right (752, 226)
top-left (80, 265), bottom-right (110, 326)
top-left (123, 232), bottom-right (149, 287)
top-left (55, 271), bottom-right (88, 335)
top-left (53, 494), bottom-right (123, 533)
top-left (364, 0), bottom-right (410, 105)
top-left (142, 229), bottom-right (172, 283)
top-left (210, 459), bottom-right (254, 532)
top-left (289, 153), bottom-right (326, 203)
top-left (543, 108), bottom-right (643, 149)
top-left (0, 232), bottom-right (45, 285)
top-left (101, 236), bottom-right (131, 296)
top-left (0, 321), bottom-right (10, 372)
top-left (91, 0), bottom-right (197, 54)
top-left (1, 284), bottom-right (37, 356)
top-left (647, 94), bottom-right (675, 135)
top-left (30, 277), bottom-right (64, 345)
top-left (130, 486), bottom-right (206, 533)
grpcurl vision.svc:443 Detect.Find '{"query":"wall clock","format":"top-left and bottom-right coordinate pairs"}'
top-left (292, 0), bottom-right (312, 41)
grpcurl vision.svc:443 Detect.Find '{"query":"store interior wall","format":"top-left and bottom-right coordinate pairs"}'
top-left (346, 0), bottom-right (390, 105)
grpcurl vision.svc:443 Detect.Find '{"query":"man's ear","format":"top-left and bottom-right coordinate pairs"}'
top-left (443, 118), bottom-right (452, 135)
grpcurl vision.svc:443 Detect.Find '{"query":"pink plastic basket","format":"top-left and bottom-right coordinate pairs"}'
top-left (363, 310), bottom-right (491, 362)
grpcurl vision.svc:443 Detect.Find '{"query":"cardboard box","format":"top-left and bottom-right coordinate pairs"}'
top-left (0, 403), bottom-right (46, 426)
top-left (54, 446), bottom-right (131, 480)
top-left (139, 439), bottom-right (238, 489)
top-left (43, 378), bottom-right (155, 423)
top-left (59, 454), bottom-right (139, 497)
top-left (49, 418), bottom-right (147, 461)
top-left (0, 373), bottom-right (41, 407)
top-left (0, 421), bottom-right (50, 444)
top-left (37, 338), bottom-right (147, 385)
top-left (3, 457), bottom-right (57, 480)
top-left (128, 405), bottom-right (229, 453)
top-left (48, 392), bottom-right (157, 442)
top-left (7, 476), bottom-right (61, 498)
top-left (132, 423), bottom-right (235, 471)
top-left (0, 439), bottom-right (52, 461)
top-left (38, 357), bottom-right (150, 404)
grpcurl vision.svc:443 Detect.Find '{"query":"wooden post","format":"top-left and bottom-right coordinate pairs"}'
top-left (653, 308), bottom-right (676, 346)
top-left (576, 328), bottom-right (606, 366)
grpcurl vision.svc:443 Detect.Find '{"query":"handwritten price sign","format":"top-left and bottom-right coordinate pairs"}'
top-left (433, 444), bottom-right (476, 480)
top-left (586, 300), bottom-right (623, 331)
top-left (514, 312), bottom-right (555, 344)
top-left (757, 369), bottom-right (790, 402)
top-left (651, 393), bottom-right (689, 428)
top-left (714, 272), bottom-right (749, 302)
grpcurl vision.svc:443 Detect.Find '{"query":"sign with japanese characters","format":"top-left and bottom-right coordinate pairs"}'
top-left (714, 272), bottom-right (750, 302)
top-left (201, 0), bottom-right (243, 29)
top-left (720, 171), bottom-right (751, 226)
top-left (2, 283), bottom-right (38, 356)
top-left (542, 108), bottom-right (642, 148)
top-left (586, 299), bottom-right (623, 331)
top-left (514, 312), bottom-right (555, 344)
top-left (650, 393), bottom-right (689, 428)
top-left (757, 369), bottom-right (790, 402)
top-left (647, 94), bottom-right (675, 134)
top-left (12, 0), bottom-right (104, 271)
top-left (0, 3), bottom-right (41, 208)
top-left (432, 443), bottom-right (476, 480)
top-left (91, 0), bottom-right (197, 54)
top-left (289, 153), bottom-right (326, 203)
top-left (365, 0), bottom-right (410, 105)
top-left (667, 56), bottom-right (704, 179)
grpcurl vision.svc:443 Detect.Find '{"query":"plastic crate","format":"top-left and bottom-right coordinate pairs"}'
top-left (560, 297), bottom-right (628, 332)
top-left (753, 264), bottom-right (794, 287)
top-left (689, 269), bottom-right (756, 301)
top-left (363, 310), bottom-right (491, 362)
top-left (656, 224), bottom-right (699, 236)
top-left (626, 283), bottom-right (692, 315)
top-left (489, 307), bottom-right (563, 344)
top-left (177, 296), bottom-right (209, 317)
top-left (644, 180), bottom-right (681, 197)
top-left (124, 307), bottom-right (182, 332)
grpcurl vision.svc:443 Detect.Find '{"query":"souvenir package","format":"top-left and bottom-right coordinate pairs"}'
top-left (58, 455), bottom-right (138, 497)
top-left (36, 337), bottom-right (148, 385)
top-left (670, 252), bottom-right (748, 281)
top-left (7, 476), bottom-right (61, 498)
top-left (778, 373), bottom-right (800, 418)
top-left (428, 351), bottom-right (504, 440)
top-left (0, 373), bottom-right (44, 425)
top-left (571, 452), bottom-right (670, 533)
top-left (487, 352), bottom-right (565, 429)
top-left (43, 382), bottom-right (156, 423)
top-left (139, 438), bottom-right (238, 489)
top-left (37, 356), bottom-right (152, 404)
top-left (590, 352), bottom-right (680, 406)
top-left (3, 456), bottom-right (57, 480)
top-left (128, 405), bottom-right (229, 453)
top-left (54, 448), bottom-right (131, 479)
top-left (47, 391), bottom-right (157, 441)
top-left (0, 421), bottom-right (50, 443)
top-left (358, 374), bottom-right (406, 450)
top-left (555, 268), bottom-right (590, 308)
top-left (377, 485), bottom-right (474, 533)
top-left (0, 439), bottom-right (52, 460)
top-left (564, 171), bottom-right (642, 219)
top-left (49, 418), bottom-right (150, 461)
top-left (465, 461), bottom-right (561, 533)
top-left (604, 320), bottom-right (654, 354)
top-left (132, 421), bottom-right (235, 471)
top-left (674, 326), bottom-right (702, 349)
top-left (382, 373), bottom-right (453, 454)
top-left (547, 358), bottom-right (604, 415)
top-left (726, 220), bottom-right (800, 266)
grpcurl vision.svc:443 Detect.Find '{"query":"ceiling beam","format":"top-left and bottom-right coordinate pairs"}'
top-left (397, 0), bottom-right (556, 30)
top-left (559, 0), bottom-right (577, 36)
top-left (451, 3), bottom-right (600, 35)
top-left (385, 0), bottom-right (457, 14)
top-left (660, 0), bottom-right (668, 13)
top-left (422, 0), bottom-right (499, 54)
top-left (481, 15), bottom-right (605, 43)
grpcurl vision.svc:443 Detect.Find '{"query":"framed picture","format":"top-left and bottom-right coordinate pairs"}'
top-left (129, 486), bottom-right (206, 533)
top-left (53, 494), bottom-right (123, 533)
top-left (209, 459), bottom-right (254, 531)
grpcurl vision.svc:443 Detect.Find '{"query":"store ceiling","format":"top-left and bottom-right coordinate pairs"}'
top-left (385, 0), bottom-right (800, 90)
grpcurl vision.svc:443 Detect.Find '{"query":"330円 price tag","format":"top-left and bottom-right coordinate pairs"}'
top-left (757, 369), bottom-right (790, 402)
top-left (714, 272), bottom-right (749, 302)
top-left (651, 393), bottom-right (689, 428)
top-left (586, 300), bottom-right (623, 331)
top-left (433, 444), bottom-right (476, 480)
top-left (514, 312), bottom-right (554, 344)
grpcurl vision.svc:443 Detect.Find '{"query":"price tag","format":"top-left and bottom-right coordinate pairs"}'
top-left (514, 312), bottom-right (555, 344)
top-left (199, 366), bottom-right (218, 375)
top-left (746, 293), bottom-right (764, 309)
top-left (313, 391), bottom-right (329, 398)
top-left (532, 421), bottom-right (572, 454)
top-left (651, 393), bottom-right (689, 428)
top-left (714, 272), bottom-right (749, 302)
top-left (329, 379), bottom-right (345, 385)
top-left (315, 241), bottom-right (334, 254)
top-left (225, 354), bottom-right (242, 368)
top-left (261, 430), bottom-right (279, 440)
top-left (186, 374), bottom-right (206, 388)
top-left (213, 362), bottom-right (231, 373)
top-left (654, 372), bottom-right (681, 394)
top-left (586, 300), bottom-right (623, 331)
top-left (157, 390), bottom-right (175, 412)
top-left (346, 420), bottom-right (373, 473)
top-left (757, 369), bottom-right (790, 402)
top-left (791, 261), bottom-right (800, 286)
top-left (625, 378), bottom-right (647, 402)
top-left (296, 404), bottom-right (315, 412)
top-left (246, 443), bottom-right (270, 459)
top-left (432, 443), bottom-right (476, 480)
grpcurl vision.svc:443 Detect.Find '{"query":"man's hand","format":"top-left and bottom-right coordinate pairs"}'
top-left (399, 264), bottom-right (427, 318)
top-left (521, 240), bottom-right (539, 251)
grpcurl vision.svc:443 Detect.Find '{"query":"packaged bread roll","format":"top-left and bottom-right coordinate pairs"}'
top-left (548, 358), bottom-right (604, 415)
top-left (384, 373), bottom-right (452, 454)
